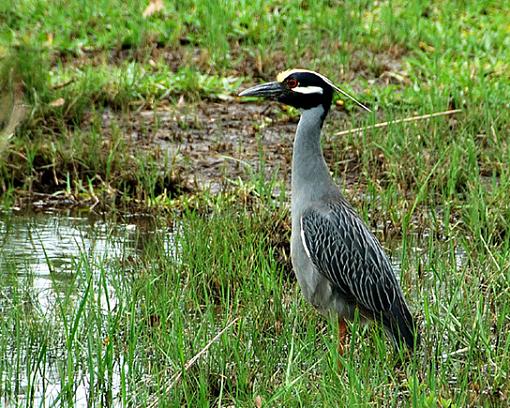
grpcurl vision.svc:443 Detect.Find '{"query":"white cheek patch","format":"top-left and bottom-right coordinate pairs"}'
top-left (292, 86), bottom-right (324, 95)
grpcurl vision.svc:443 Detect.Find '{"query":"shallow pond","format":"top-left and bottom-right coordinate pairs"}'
top-left (0, 211), bottom-right (171, 407)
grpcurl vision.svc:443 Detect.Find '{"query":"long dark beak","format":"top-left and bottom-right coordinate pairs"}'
top-left (238, 82), bottom-right (284, 98)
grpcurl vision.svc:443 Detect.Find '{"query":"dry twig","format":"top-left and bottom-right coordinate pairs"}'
top-left (148, 317), bottom-right (239, 408)
top-left (335, 109), bottom-right (462, 136)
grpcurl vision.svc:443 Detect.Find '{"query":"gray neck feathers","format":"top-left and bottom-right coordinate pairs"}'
top-left (291, 106), bottom-right (335, 205)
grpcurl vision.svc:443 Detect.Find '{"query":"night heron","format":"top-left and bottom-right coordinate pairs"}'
top-left (239, 69), bottom-right (419, 354)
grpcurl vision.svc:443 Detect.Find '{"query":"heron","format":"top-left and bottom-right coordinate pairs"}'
top-left (239, 69), bottom-right (419, 356)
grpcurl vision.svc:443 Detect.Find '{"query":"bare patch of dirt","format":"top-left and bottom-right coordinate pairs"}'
top-left (108, 101), bottom-right (296, 192)
top-left (98, 100), bottom-right (365, 197)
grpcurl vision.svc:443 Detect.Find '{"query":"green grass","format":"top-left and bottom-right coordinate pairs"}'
top-left (1, 0), bottom-right (510, 406)
top-left (0, 1), bottom-right (508, 204)
top-left (0, 0), bottom-right (509, 204)
top-left (1, 189), bottom-right (509, 406)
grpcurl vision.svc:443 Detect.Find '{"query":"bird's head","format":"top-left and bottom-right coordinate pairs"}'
top-left (239, 69), bottom-right (371, 113)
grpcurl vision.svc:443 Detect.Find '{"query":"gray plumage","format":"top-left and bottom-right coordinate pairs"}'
top-left (239, 69), bottom-right (419, 349)
top-left (291, 106), bottom-right (417, 348)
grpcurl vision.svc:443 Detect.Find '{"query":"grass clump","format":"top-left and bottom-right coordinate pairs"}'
top-left (1, 188), bottom-right (509, 405)
top-left (0, 46), bottom-right (46, 160)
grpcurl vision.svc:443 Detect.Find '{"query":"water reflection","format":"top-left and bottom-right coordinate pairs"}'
top-left (1, 212), bottom-right (139, 313)
top-left (0, 210), bottom-right (171, 407)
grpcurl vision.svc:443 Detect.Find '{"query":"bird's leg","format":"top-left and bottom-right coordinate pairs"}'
top-left (337, 316), bottom-right (347, 368)
top-left (337, 317), bottom-right (347, 355)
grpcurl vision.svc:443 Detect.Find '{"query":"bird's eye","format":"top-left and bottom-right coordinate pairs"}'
top-left (287, 78), bottom-right (299, 88)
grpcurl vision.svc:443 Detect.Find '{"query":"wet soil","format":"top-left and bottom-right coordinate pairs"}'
top-left (101, 101), bottom-right (362, 197)
top-left (45, 42), bottom-right (409, 204)
top-left (138, 101), bottom-right (296, 192)
top-left (7, 39), bottom-right (410, 210)
top-left (10, 97), bottom-right (369, 213)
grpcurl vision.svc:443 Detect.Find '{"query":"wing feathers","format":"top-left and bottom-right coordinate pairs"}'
top-left (300, 202), bottom-right (418, 348)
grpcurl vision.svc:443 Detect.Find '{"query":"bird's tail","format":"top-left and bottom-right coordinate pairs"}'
top-left (385, 296), bottom-right (420, 350)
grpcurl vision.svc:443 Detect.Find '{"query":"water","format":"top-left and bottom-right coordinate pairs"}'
top-left (0, 211), bottom-right (172, 407)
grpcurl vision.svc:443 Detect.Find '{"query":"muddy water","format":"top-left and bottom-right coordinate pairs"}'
top-left (0, 211), bottom-right (171, 407)
top-left (2, 212), bottom-right (130, 311)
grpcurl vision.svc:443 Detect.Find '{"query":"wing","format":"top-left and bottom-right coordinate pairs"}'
top-left (300, 201), bottom-right (418, 347)
top-left (301, 201), bottom-right (399, 313)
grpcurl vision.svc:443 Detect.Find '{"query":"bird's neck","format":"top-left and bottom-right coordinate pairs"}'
top-left (291, 106), bottom-right (334, 203)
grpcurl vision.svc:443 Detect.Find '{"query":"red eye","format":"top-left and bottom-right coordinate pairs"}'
top-left (287, 78), bottom-right (299, 88)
